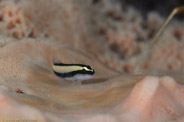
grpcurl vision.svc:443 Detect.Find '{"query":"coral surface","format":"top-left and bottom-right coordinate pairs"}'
top-left (0, 0), bottom-right (184, 122)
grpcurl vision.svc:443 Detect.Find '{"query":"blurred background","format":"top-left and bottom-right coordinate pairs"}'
top-left (0, 0), bottom-right (184, 74)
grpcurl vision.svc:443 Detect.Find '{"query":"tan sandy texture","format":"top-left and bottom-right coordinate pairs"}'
top-left (0, 91), bottom-right (46, 122)
top-left (0, 0), bottom-right (184, 122)
top-left (0, 39), bottom-right (142, 121)
top-left (1, 55), bottom-right (184, 122)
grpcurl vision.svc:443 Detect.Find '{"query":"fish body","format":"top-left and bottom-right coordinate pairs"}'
top-left (53, 63), bottom-right (95, 81)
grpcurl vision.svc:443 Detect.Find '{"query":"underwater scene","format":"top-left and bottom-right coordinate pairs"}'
top-left (0, 0), bottom-right (184, 122)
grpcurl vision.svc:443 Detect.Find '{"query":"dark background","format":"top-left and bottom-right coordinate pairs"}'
top-left (119, 0), bottom-right (184, 19)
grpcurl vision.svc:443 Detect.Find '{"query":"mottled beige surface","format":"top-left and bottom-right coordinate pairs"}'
top-left (0, 39), bottom-right (144, 121)
top-left (0, 0), bottom-right (183, 73)
top-left (0, 40), bottom-right (118, 109)
top-left (0, 0), bottom-right (184, 122)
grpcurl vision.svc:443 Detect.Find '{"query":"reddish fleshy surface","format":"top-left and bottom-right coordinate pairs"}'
top-left (1, 75), bottom-right (184, 122)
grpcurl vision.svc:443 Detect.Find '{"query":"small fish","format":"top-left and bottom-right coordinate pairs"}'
top-left (53, 63), bottom-right (95, 81)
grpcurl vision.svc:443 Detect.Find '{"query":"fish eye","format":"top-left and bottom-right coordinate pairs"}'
top-left (83, 66), bottom-right (93, 72)
top-left (85, 65), bottom-right (91, 69)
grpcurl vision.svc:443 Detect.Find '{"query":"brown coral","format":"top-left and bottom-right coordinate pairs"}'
top-left (142, 32), bottom-right (184, 72)
top-left (0, 1), bottom-right (32, 39)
